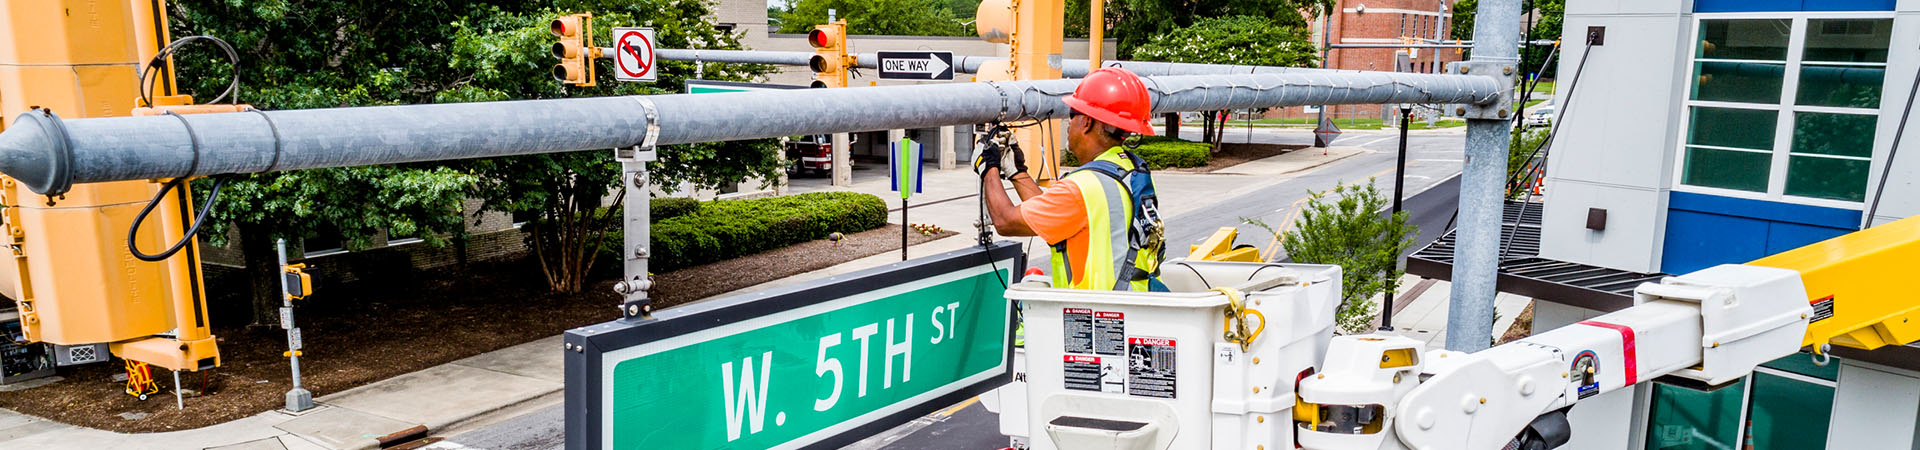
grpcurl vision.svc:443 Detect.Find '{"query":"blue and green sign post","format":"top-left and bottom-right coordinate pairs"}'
top-left (564, 242), bottom-right (1021, 449)
top-left (890, 137), bottom-right (923, 261)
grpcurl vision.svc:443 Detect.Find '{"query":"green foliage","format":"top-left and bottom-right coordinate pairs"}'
top-left (775, 0), bottom-right (970, 35)
top-left (1132, 137), bottom-right (1210, 169)
top-left (1452, 0), bottom-right (1563, 77)
top-left (195, 166), bottom-right (478, 250)
top-left (1509, 127), bottom-right (1548, 198)
top-left (650, 192), bottom-right (888, 271)
top-left (1280, 181), bottom-right (1417, 334)
top-left (650, 197), bottom-right (702, 221)
top-left (1107, 0), bottom-right (1330, 59)
top-left (1132, 16), bottom-right (1320, 68)
top-left (439, 6), bottom-right (784, 292)
top-left (1059, 138), bottom-right (1209, 169)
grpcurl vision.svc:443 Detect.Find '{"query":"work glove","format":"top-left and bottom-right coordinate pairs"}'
top-left (974, 127), bottom-right (1026, 180)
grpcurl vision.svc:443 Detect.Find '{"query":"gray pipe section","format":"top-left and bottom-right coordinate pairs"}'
top-left (639, 48), bottom-right (1334, 77)
top-left (653, 48), bottom-right (813, 66)
top-left (1446, 0), bottom-right (1522, 353)
top-left (0, 71), bottom-right (1499, 194)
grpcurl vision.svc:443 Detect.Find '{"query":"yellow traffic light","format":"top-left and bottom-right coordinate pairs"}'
top-left (551, 13), bottom-right (596, 87)
top-left (808, 21), bottom-right (851, 88)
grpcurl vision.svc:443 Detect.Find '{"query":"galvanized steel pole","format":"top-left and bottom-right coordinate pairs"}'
top-left (1446, 0), bottom-right (1523, 352)
top-left (0, 71), bottom-right (1500, 194)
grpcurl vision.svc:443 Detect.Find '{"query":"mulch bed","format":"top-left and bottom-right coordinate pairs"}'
top-left (0, 224), bottom-right (950, 433)
top-left (1498, 302), bottom-right (1536, 344)
top-left (1160, 142), bottom-right (1308, 173)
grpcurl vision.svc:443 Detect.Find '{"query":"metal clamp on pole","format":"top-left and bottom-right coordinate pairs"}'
top-left (1444, 60), bottom-right (1518, 120)
top-left (615, 97), bottom-right (661, 320)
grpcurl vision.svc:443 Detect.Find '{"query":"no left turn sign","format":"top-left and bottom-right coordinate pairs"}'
top-left (613, 27), bottom-right (656, 82)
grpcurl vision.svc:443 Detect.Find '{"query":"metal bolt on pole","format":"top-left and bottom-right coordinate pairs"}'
top-left (277, 239), bottom-right (313, 412)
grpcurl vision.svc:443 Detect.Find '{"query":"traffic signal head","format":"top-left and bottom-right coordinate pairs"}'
top-left (808, 21), bottom-right (850, 88)
top-left (550, 13), bottom-right (596, 86)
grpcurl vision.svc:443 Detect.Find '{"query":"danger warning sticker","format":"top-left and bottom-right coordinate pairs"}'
top-left (1064, 355), bottom-right (1102, 392)
top-left (1128, 337), bottom-right (1177, 398)
top-left (1064, 308), bottom-right (1094, 354)
top-left (1094, 311), bottom-right (1125, 356)
top-left (1811, 295), bottom-right (1835, 323)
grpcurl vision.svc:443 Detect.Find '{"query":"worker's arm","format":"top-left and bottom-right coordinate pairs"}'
top-left (982, 167), bottom-right (1037, 236)
top-left (1011, 171), bottom-right (1042, 201)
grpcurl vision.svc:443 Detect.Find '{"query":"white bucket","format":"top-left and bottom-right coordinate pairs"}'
top-left (1007, 260), bottom-right (1342, 450)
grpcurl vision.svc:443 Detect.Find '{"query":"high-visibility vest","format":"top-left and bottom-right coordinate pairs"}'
top-left (1049, 147), bottom-right (1159, 291)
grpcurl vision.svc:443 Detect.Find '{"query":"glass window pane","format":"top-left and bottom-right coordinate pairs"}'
top-left (1804, 19), bottom-right (1892, 63)
top-left (1747, 372), bottom-right (1835, 450)
top-left (1688, 106), bottom-right (1778, 150)
top-left (1697, 19), bottom-right (1791, 61)
top-left (1684, 147), bottom-right (1772, 192)
top-left (1797, 64), bottom-right (1884, 107)
top-left (1786, 155), bottom-right (1869, 202)
top-left (1792, 112), bottom-right (1878, 158)
top-left (1645, 379), bottom-right (1746, 450)
top-left (1693, 61), bottom-right (1785, 103)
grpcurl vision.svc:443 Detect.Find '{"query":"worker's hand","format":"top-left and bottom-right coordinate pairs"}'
top-left (1001, 140), bottom-right (1027, 180)
top-left (974, 136), bottom-right (1003, 179)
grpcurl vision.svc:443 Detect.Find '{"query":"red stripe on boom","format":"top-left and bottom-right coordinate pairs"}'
top-left (1577, 320), bottom-right (1639, 385)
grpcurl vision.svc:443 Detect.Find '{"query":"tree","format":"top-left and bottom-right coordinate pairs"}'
top-left (169, 0), bottom-right (532, 326)
top-left (1132, 15), bottom-right (1319, 148)
top-left (443, 5), bottom-right (784, 293)
top-left (1280, 181), bottom-right (1417, 334)
top-left (775, 0), bottom-right (970, 36)
top-left (1106, 0), bottom-right (1330, 59)
top-left (1452, 0), bottom-right (1563, 78)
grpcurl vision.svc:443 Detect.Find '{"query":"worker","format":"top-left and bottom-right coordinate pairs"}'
top-left (978, 67), bottom-right (1166, 291)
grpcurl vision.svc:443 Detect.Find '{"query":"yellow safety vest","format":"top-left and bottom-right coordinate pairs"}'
top-left (1049, 147), bottom-right (1159, 291)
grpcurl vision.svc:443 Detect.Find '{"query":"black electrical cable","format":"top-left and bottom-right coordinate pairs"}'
top-left (1177, 262), bottom-right (1213, 289)
top-left (1862, 52), bottom-right (1920, 229)
top-left (139, 36), bottom-right (239, 108)
top-left (125, 35), bottom-right (244, 262)
top-left (127, 176), bottom-right (229, 262)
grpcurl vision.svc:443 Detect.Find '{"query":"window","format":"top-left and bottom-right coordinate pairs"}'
top-left (1644, 354), bottom-right (1838, 450)
top-left (1676, 16), bottom-right (1891, 204)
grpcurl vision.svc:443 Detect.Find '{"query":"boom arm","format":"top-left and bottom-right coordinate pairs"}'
top-left (1298, 214), bottom-right (1920, 450)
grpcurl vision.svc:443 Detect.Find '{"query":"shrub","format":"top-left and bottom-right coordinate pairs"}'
top-left (650, 197), bottom-right (701, 221)
top-left (648, 192), bottom-right (887, 271)
top-left (1058, 137), bottom-right (1211, 170)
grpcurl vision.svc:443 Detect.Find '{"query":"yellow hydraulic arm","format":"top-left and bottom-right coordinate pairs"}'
top-left (1749, 214), bottom-right (1920, 353)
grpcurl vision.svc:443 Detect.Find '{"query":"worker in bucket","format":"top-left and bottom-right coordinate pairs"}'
top-left (977, 67), bottom-right (1167, 292)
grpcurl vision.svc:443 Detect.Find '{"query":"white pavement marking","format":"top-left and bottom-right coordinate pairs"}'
top-left (423, 441), bottom-right (484, 450)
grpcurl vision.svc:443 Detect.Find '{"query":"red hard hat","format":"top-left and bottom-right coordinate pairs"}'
top-left (1061, 67), bottom-right (1156, 136)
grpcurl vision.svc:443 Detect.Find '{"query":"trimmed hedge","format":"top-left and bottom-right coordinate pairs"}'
top-left (649, 192), bottom-right (887, 271)
top-left (650, 197), bottom-right (701, 221)
top-left (1058, 137), bottom-right (1211, 170)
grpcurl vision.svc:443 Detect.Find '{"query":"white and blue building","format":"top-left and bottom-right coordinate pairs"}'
top-left (1440, 0), bottom-right (1920, 448)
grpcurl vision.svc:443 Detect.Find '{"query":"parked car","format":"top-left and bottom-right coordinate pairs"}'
top-left (1524, 106), bottom-right (1555, 128)
top-left (785, 134), bottom-right (834, 176)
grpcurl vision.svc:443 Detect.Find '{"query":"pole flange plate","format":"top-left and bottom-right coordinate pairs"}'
top-left (1445, 60), bottom-right (1518, 121)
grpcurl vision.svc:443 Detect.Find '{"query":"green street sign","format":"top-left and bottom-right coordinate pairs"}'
top-left (685, 80), bottom-right (805, 95)
top-left (565, 242), bottom-right (1022, 450)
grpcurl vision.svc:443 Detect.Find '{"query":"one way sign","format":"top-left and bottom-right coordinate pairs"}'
top-left (876, 51), bottom-right (955, 81)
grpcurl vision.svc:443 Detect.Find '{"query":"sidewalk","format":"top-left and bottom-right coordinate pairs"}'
top-left (1374, 274), bottom-right (1534, 349)
top-left (0, 147), bottom-right (1370, 450)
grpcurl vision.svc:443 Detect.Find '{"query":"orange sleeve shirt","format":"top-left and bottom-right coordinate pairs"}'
top-left (1019, 179), bottom-right (1092, 286)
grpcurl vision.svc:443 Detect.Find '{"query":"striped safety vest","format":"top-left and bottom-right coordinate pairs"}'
top-left (1049, 147), bottom-right (1161, 291)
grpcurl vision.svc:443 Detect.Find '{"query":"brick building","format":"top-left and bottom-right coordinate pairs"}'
top-left (1271, 0), bottom-right (1465, 121)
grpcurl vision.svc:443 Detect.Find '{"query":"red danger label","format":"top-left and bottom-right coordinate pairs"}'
top-left (1065, 355), bottom-right (1100, 363)
top-left (1129, 337), bottom-right (1174, 346)
top-left (1065, 308), bottom-right (1093, 314)
top-left (1095, 312), bottom-right (1124, 319)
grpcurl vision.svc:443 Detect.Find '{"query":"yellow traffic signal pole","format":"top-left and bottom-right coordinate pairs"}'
top-left (0, 0), bottom-right (220, 401)
top-left (975, 0), bottom-right (1066, 183)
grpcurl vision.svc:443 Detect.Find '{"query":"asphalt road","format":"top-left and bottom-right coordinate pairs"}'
top-left (440, 128), bottom-right (1470, 450)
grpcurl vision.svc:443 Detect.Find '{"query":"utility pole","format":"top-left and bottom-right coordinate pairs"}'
top-left (1383, 106), bottom-right (1411, 331)
top-left (1444, 0), bottom-right (1521, 352)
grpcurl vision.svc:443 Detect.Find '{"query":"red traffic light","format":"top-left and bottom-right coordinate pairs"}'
top-left (551, 18), bottom-right (578, 37)
top-left (808, 28), bottom-right (836, 48)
